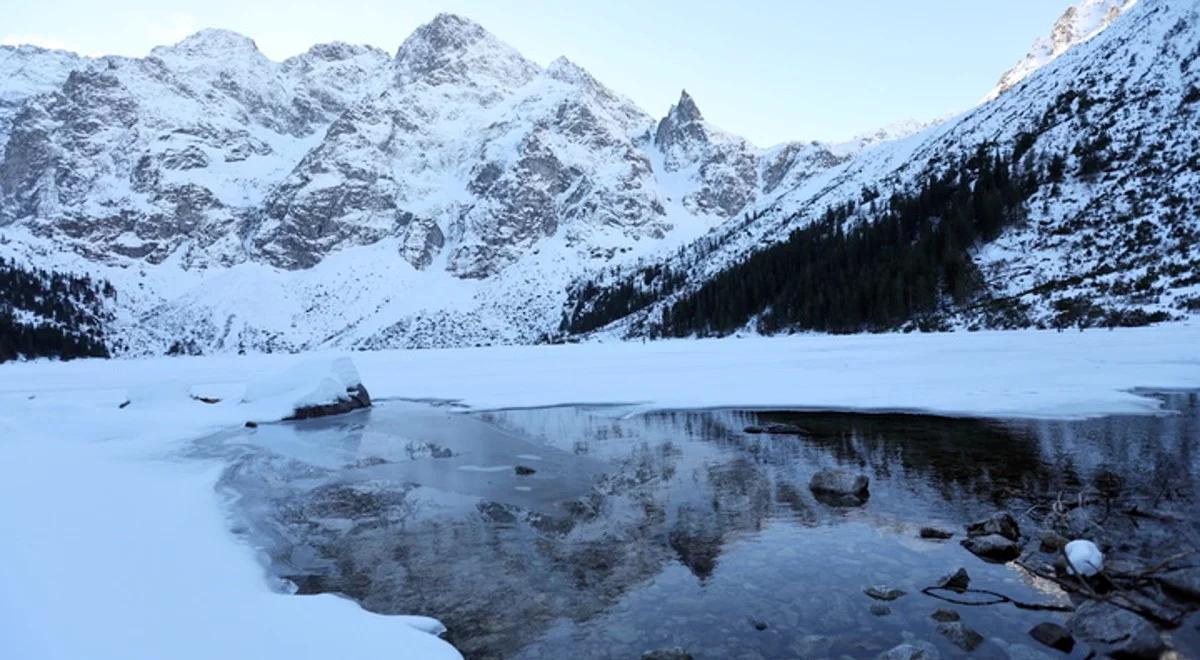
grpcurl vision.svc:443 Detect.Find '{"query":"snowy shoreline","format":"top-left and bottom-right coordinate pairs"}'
top-left (2, 325), bottom-right (1199, 659)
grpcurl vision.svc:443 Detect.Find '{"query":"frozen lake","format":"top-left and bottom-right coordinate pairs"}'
top-left (199, 392), bottom-right (1200, 659)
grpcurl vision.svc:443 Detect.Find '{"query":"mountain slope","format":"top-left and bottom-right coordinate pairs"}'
top-left (563, 0), bottom-right (1200, 338)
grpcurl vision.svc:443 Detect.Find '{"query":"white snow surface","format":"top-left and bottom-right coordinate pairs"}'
top-left (1, 326), bottom-right (1198, 658)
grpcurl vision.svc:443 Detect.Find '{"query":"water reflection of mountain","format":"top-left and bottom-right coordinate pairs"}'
top-left (207, 393), bottom-right (1199, 659)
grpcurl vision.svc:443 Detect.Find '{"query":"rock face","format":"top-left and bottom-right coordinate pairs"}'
top-left (1066, 600), bottom-right (1164, 659)
top-left (809, 469), bottom-right (870, 506)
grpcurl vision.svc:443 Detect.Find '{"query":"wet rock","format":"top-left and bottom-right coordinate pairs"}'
top-left (966, 511), bottom-right (1020, 541)
top-left (514, 465), bottom-right (537, 476)
top-left (244, 421), bottom-right (258, 428)
top-left (1029, 622), bottom-right (1074, 653)
top-left (937, 621), bottom-right (985, 652)
top-left (938, 568), bottom-right (970, 591)
top-left (1067, 600), bottom-right (1164, 659)
top-left (962, 534), bottom-right (1021, 562)
top-left (1157, 567), bottom-right (1200, 602)
top-left (1038, 530), bottom-right (1067, 553)
top-left (931, 608), bottom-right (960, 622)
top-left (809, 469), bottom-right (869, 506)
top-left (743, 423), bottom-right (805, 435)
top-left (920, 526), bottom-right (954, 540)
top-left (642, 648), bottom-right (692, 660)
top-left (878, 641), bottom-right (940, 659)
top-left (865, 585), bottom-right (907, 601)
top-left (870, 604), bottom-right (892, 616)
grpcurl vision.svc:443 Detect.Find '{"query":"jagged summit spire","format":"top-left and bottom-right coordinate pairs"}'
top-left (672, 89), bottom-right (703, 123)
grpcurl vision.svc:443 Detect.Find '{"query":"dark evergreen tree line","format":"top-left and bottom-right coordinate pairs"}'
top-left (655, 144), bottom-right (1040, 337)
top-left (0, 256), bottom-right (113, 362)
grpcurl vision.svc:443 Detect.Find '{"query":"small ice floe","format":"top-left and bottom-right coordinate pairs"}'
top-left (1065, 539), bottom-right (1104, 576)
top-left (515, 454), bottom-right (543, 461)
top-left (514, 486), bottom-right (532, 492)
top-left (457, 464), bottom-right (513, 473)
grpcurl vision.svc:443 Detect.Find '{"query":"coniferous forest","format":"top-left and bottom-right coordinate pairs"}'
top-left (561, 142), bottom-right (1165, 339)
top-left (0, 256), bottom-right (113, 362)
top-left (656, 145), bottom-right (1034, 336)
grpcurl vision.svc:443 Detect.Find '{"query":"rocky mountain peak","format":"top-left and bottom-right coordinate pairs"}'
top-left (393, 12), bottom-right (538, 88)
top-left (298, 41), bottom-right (388, 62)
top-left (151, 29), bottom-right (265, 62)
top-left (670, 89), bottom-right (703, 124)
top-left (985, 0), bottom-right (1133, 100)
top-left (655, 89), bottom-right (707, 151)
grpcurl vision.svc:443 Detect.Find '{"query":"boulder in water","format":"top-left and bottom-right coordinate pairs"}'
top-left (809, 469), bottom-right (869, 506)
top-left (962, 534), bottom-right (1021, 562)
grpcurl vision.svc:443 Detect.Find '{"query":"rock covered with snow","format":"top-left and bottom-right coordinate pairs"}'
top-left (242, 357), bottom-right (371, 420)
top-left (1063, 539), bottom-right (1104, 576)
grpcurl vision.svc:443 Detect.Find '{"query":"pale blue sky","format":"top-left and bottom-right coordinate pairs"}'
top-left (2, 0), bottom-right (1073, 145)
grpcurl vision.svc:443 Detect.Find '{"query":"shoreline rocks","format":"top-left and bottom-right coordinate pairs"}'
top-left (1067, 600), bottom-right (1164, 659)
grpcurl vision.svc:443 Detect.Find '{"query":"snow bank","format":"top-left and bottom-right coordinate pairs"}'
top-left (0, 356), bottom-right (457, 660)
top-left (1, 325), bottom-right (1198, 659)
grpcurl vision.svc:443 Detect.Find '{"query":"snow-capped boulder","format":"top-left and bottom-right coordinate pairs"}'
top-left (1063, 539), bottom-right (1104, 576)
top-left (242, 357), bottom-right (371, 420)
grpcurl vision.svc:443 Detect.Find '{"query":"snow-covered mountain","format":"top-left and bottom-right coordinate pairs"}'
top-left (985, 0), bottom-right (1135, 101)
top-left (565, 0), bottom-right (1200, 337)
top-left (1, 0), bottom-right (1193, 356)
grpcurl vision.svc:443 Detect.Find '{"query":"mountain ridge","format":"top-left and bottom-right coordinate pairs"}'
top-left (1, 1), bottom-right (1192, 357)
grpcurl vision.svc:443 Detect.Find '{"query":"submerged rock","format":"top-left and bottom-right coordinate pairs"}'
top-left (743, 423), bottom-right (806, 435)
top-left (1029, 622), bottom-right (1074, 653)
top-left (937, 622), bottom-right (985, 652)
top-left (865, 585), bottom-right (906, 601)
top-left (878, 641), bottom-right (940, 659)
top-left (809, 469), bottom-right (870, 506)
top-left (962, 534), bottom-right (1022, 562)
top-left (920, 526), bottom-right (955, 540)
top-left (966, 511), bottom-right (1021, 541)
top-left (931, 608), bottom-right (960, 622)
top-left (642, 648), bottom-right (692, 660)
top-left (1067, 600), bottom-right (1164, 659)
top-left (870, 604), bottom-right (892, 616)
